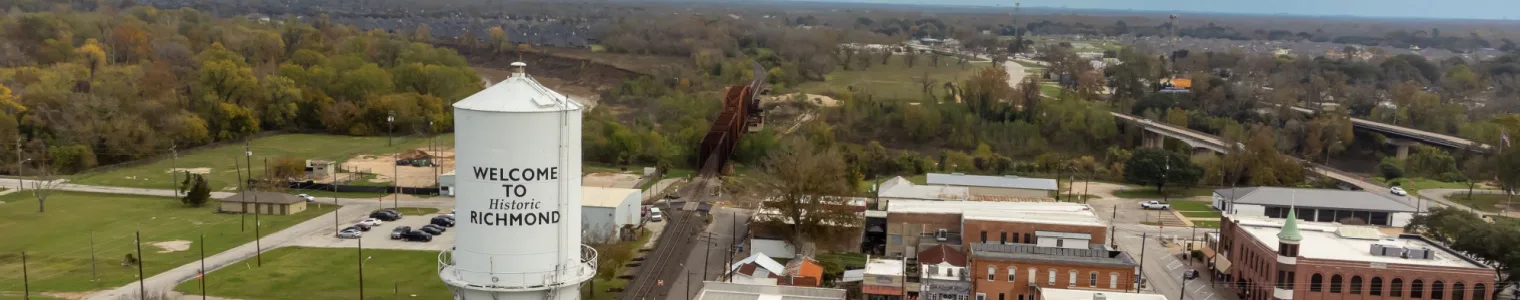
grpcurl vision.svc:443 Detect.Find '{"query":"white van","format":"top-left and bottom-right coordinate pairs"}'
top-left (649, 207), bottom-right (664, 222)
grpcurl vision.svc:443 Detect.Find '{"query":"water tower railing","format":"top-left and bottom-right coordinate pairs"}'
top-left (437, 245), bottom-right (599, 292)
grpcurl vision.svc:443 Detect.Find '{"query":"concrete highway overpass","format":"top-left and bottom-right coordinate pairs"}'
top-left (1280, 105), bottom-right (1492, 157)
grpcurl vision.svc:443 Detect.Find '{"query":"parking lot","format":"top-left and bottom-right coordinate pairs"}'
top-left (287, 211), bottom-right (456, 251)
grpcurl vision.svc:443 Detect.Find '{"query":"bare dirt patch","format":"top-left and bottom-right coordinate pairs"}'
top-left (583, 173), bottom-right (643, 188)
top-left (152, 240), bottom-right (192, 253)
top-left (41, 290), bottom-right (108, 300)
top-left (337, 147), bottom-right (456, 188)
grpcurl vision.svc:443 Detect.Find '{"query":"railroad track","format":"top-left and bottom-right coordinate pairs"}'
top-left (618, 177), bottom-right (717, 300)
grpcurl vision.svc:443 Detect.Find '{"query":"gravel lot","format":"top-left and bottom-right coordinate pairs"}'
top-left (286, 212), bottom-right (456, 251)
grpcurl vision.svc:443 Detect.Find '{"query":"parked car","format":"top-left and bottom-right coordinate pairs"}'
top-left (1390, 186), bottom-right (1408, 196)
top-left (390, 226), bottom-right (412, 240)
top-left (384, 208), bottom-right (404, 217)
top-left (342, 225), bottom-right (363, 233)
top-left (649, 207), bottom-right (664, 222)
top-left (1140, 201), bottom-right (1170, 210)
top-left (400, 230), bottom-right (433, 242)
top-left (418, 225), bottom-right (444, 235)
top-left (424, 223), bottom-right (448, 232)
top-left (359, 218), bottom-right (383, 227)
top-left (298, 194), bottom-right (315, 202)
top-left (337, 229), bottom-right (362, 239)
top-left (431, 216), bottom-right (456, 227)
top-left (370, 210), bottom-right (401, 221)
top-left (352, 223), bottom-right (373, 231)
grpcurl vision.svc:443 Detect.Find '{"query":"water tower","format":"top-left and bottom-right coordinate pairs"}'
top-left (439, 62), bottom-right (596, 300)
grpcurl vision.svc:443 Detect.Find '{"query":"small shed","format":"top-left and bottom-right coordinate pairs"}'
top-left (581, 186), bottom-right (641, 242)
top-left (219, 191), bottom-right (307, 215)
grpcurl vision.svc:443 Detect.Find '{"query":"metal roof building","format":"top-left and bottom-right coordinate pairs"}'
top-left (694, 281), bottom-right (847, 300)
top-left (926, 173), bottom-right (1058, 199)
top-left (1212, 187), bottom-right (1420, 227)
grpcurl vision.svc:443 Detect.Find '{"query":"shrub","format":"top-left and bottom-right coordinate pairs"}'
top-left (1378, 162), bottom-right (1404, 181)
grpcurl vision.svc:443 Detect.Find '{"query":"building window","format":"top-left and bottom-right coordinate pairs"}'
top-left (981, 231), bottom-right (988, 243)
top-left (1413, 279), bottom-right (1425, 298)
top-left (891, 235), bottom-right (902, 245)
top-left (1452, 282), bottom-right (1465, 300)
top-left (1027, 268), bottom-right (1036, 283)
top-left (1332, 274), bottom-right (1344, 293)
top-left (1110, 272), bottom-right (1119, 289)
top-left (1089, 272), bottom-right (1098, 287)
top-left (1024, 233), bottom-right (1031, 243)
top-left (1008, 266), bottom-right (1016, 282)
top-left (1432, 281), bottom-right (1446, 300)
top-left (1474, 283), bottom-right (1486, 300)
top-left (988, 266), bottom-right (996, 281)
top-left (1372, 277), bottom-right (1384, 296)
top-left (1001, 232), bottom-right (1008, 244)
top-left (1392, 278), bottom-right (1405, 297)
top-left (1048, 269), bottom-right (1056, 286)
top-left (1310, 274), bottom-right (1324, 292)
top-left (999, 293), bottom-right (1005, 300)
top-left (1352, 276), bottom-right (1364, 294)
top-left (1068, 270), bottom-right (1077, 287)
top-left (977, 293), bottom-right (986, 300)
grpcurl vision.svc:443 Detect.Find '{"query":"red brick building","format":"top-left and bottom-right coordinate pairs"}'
top-left (1217, 212), bottom-right (1494, 300)
top-left (969, 243), bottom-right (1138, 300)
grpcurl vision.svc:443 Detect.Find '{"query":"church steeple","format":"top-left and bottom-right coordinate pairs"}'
top-left (1278, 207), bottom-right (1303, 242)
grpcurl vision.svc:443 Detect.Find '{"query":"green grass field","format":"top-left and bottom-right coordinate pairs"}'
top-left (1014, 60), bottom-right (1047, 69)
top-left (74, 134), bottom-right (452, 192)
top-left (1192, 221), bottom-right (1221, 228)
top-left (0, 192), bottom-right (334, 294)
top-left (1372, 177), bottom-right (1472, 196)
top-left (1449, 193), bottom-right (1514, 212)
top-left (1180, 211), bottom-right (1223, 218)
top-left (175, 247), bottom-right (449, 300)
top-left (797, 55), bottom-right (991, 100)
top-left (1111, 186), bottom-right (1215, 199)
top-left (1168, 200), bottom-right (1217, 212)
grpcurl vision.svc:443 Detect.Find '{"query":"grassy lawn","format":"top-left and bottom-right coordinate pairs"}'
top-left (1192, 221), bottom-right (1221, 228)
top-left (74, 134), bottom-right (449, 192)
top-left (1039, 84), bottom-right (1065, 97)
top-left (1111, 186), bottom-right (1215, 199)
top-left (1180, 211), bottom-right (1223, 218)
top-left (0, 192), bottom-right (334, 294)
top-left (1372, 177), bottom-right (1471, 196)
top-left (817, 252), bottom-right (867, 270)
top-left (1449, 193), bottom-right (1515, 212)
top-left (174, 247), bottom-right (448, 300)
top-left (797, 55), bottom-right (990, 100)
top-left (1014, 60), bottom-right (1047, 68)
top-left (585, 229), bottom-right (654, 300)
top-left (1169, 200), bottom-right (1217, 212)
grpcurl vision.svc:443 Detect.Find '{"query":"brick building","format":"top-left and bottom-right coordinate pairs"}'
top-left (919, 244), bottom-right (972, 300)
top-left (885, 201), bottom-right (1101, 258)
top-left (1217, 211), bottom-right (1494, 300)
top-left (969, 243), bottom-right (1138, 300)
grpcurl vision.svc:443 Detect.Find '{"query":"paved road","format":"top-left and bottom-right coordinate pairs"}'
top-left (1090, 194), bottom-right (1237, 300)
top-left (665, 207), bottom-right (751, 300)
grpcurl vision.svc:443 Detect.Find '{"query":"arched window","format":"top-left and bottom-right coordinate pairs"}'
top-left (1413, 279), bottom-right (1426, 298)
top-left (1028, 268), bottom-right (1036, 283)
top-left (1372, 277), bottom-right (1385, 296)
top-left (1008, 266), bottom-right (1016, 282)
top-left (1310, 274), bottom-right (1324, 292)
top-left (1452, 282), bottom-right (1465, 300)
top-left (1432, 281), bottom-right (1446, 300)
top-left (1392, 278), bottom-right (1405, 297)
top-left (988, 266), bottom-right (996, 281)
top-left (1089, 271), bottom-right (1098, 287)
top-left (1474, 283), bottom-right (1486, 300)
top-left (1047, 269), bottom-right (1057, 286)
top-left (1352, 276), bottom-right (1364, 294)
top-left (1332, 274), bottom-right (1345, 293)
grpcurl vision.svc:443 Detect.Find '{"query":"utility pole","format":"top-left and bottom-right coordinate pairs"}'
top-left (21, 251), bottom-right (27, 300)
top-left (136, 227), bottom-right (146, 300)
top-left (256, 158), bottom-right (266, 267)
top-left (358, 238), bottom-right (365, 300)
top-left (236, 158), bottom-right (245, 232)
top-left (15, 136), bottom-right (20, 191)
top-left (171, 143), bottom-right (178, 196)
top-left (1055, 165), bottom-right (1064, 201)
top-left (1110, 205), bottom-right (1118, 249)
top-left (90, 231), bottom-right (97, 283)
top-left (1137, 232), bottom-right (1148, 293)
top-left (430, 121), bottom-right (438, 194)
top-left (1162, 155), bottom-right (1171, 203)
top-left (729, 211), bottom-right (738, 282)
top-left (200, 233), bottom-right (207, 300)
top-left (393, 150), bottom-right (399, 209)
top-left (387, 111), bottom-right (395, 146)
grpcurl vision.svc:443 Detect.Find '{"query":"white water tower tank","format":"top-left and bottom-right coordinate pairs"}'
top-left (440, 62), bottom-right (596, 300)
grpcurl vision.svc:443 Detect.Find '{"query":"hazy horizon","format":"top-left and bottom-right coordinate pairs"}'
top-left (797, 0), bottom-right (1516, 21)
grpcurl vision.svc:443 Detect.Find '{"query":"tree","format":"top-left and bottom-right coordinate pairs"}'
top-left (488, 26), bottom-right (510, 55)
top-left (758, 138), bottom-right (861, 243)
top-left (413, 24), bottom-right (431, 43)
top-left (1123, 148), bottom-right (1203, 196)
top-left (181, 174), bottom-right (211, 207)
top-left (1405, 207), bottom-right (1520, 299)
top-left (30, 165), bottom-right (63, 213)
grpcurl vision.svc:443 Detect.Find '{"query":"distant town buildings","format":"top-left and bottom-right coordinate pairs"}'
top-left (864, 258), bottom-right (908, 300)
top-left (1212, 187), bottom-right (1419, 227)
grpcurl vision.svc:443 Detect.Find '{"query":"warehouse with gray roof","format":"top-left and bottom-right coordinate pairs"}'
top-left (1211, 187), bottom-right (1420, 227)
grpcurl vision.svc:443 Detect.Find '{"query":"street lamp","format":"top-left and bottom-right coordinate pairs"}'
top-left (18, 157), bottom-right (29, 191)
top-left (387, 111), bottom-right (395, 147)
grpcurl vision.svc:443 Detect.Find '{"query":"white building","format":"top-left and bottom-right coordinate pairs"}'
top-left (878, 176), bottom-right (971, 202)
top-left (926, 173), bottom-right (1058, 199)
top-left (1213, 187), bottom-right (1419, 227)
top-left (1035, 288), bottom-right (1167, 300)
top-left (694, 281), bottom-right (846, 300)
top-left (729, 253), bottom-right (789, 286)
top-left (582, 186), bottom-right (641, 242)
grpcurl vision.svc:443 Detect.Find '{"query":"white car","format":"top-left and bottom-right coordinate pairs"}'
top-left (359, 218), bottom-right (383, 227)
top-left (298, 194), bottom-right (315, 202)
top-left (1390, 187), bottom-right (1408, 196)
top-left (649, 208), bottom-right (664, 222)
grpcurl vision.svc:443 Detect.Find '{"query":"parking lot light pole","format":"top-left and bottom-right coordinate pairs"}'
top-left (17, 157), bottom-right (28, 191)
top-left (359, 240), bottom-right (368, 300)
top-left (387, 111), bottom-right (395, 147)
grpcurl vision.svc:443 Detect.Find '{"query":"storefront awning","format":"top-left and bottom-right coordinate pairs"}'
top-left (1214, 256), bottom-right (1232, 273)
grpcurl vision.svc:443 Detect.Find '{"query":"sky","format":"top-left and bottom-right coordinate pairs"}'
top-left (815, 0), bottom-right (1515, 20)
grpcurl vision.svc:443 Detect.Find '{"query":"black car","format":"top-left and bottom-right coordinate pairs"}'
top-left (417, 225), bottom-right (444, 235)
top-left (424, 224), bottom-right (448, 233)
top-left (400, 230), bottom-right (432, 242)
top-left (352, 223), bottom-right (373, 231)
top-left (383, 208), bottom-right (404, 217)
top-left (369, 210), bottom-right (400, 221)
top-left (431, 216), bottom-right (456, 227)
top-left (390, 226), bottom-right (412, 240)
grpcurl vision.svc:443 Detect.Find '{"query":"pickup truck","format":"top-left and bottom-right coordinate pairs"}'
top-left (1140, 201), bottom-right (1170, 210)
